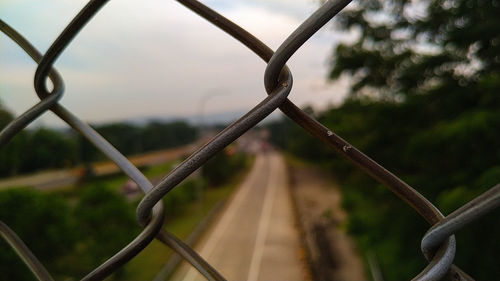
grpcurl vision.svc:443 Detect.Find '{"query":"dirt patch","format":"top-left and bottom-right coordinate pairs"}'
top-left (287, 161), bottom-right (366, 281)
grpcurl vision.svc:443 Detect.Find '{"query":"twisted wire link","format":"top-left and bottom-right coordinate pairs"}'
top-left (420, 184), bottom-right (500, 265)
top-left (174, 0), bottom-right (471, 280)
top-left (0, 20), bottom-right (63, 147)
top-left (0, 17), bottom-right (165, 281)
top-left (0, 0), bottom-right (498, 280)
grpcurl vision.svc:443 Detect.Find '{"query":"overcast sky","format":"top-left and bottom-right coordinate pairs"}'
top-left (0, 0), bottom-right (350, 127)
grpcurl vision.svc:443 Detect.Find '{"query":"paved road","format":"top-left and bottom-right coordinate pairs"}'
top-left (172, 151), bottom-right (305, 281)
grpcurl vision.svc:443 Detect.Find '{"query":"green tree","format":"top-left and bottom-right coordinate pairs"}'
top-left (20, 128), bottom-right (78, 172)
top-left (0, 188), bottom-right (77, 281)
top-left (202, 149), bottom-right (246, 186)
top-left (0, 106), bottom-right (13, 130)
top-left (140, 120), bottom-right (197, 151)
top-left (0, 105), bottom-right (27, 177)
top-left (71, 184), bottom-right (138, 277)
top-left (323, 0), bottom-right (500, 279)
top-left (97, 123), bottom-right (143, 156)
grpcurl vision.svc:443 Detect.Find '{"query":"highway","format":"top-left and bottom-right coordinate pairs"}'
top-left (172, 151), bottom-right (305, 281)
top-left (0, 144), bottom-right (195, 190)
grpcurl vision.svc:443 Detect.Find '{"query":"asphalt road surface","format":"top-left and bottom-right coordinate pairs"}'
top-left (172, 151), bottom-right (305, 281)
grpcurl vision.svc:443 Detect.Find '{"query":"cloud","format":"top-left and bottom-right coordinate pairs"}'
top-left (0, 0), bottom-right (347, 127)
top-left (207, 0), bottom-right (320, 20)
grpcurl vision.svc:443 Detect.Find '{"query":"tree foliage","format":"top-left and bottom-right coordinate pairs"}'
top-left (269, 0), bottom-right (499, 279)
top-left (330, 0), bottom-right (500, 103)
top-left (0, 117), bottom-right (198, 178)
top-left (0, 185), bottom-right (140, 280)
top-left (70, 185), bottom-right (139, 277)
top-left (202, 149), bottom-right (246, 186)
top-left (0, 188), bottom-right (77, 281)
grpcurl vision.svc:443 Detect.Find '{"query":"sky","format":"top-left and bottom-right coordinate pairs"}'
top-left (0, 0), bottom-right (350, 128)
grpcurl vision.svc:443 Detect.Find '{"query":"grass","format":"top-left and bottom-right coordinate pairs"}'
top-left (142, 161), bottom-right (180, 179)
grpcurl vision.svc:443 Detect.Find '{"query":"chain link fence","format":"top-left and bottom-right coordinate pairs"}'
top-left (1, 0), bottom-right (499, 280)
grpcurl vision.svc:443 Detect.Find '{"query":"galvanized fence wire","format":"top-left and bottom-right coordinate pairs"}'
top-left (0, 0), bottom-right (498, 280)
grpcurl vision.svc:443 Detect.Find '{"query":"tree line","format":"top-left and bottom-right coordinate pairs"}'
top-left (269, 0), bottom-right (499, 279)
top-left (0, 109), bottom-right (198, 178)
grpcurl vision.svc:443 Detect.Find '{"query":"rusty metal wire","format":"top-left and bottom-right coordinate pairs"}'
top-left (1, 0), bottom-right (499, 280)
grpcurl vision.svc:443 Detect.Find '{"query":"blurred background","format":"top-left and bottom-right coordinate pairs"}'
top-left (1, 0), bottom-right (499, 280)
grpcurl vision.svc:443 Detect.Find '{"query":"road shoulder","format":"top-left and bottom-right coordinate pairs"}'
top-left (287, 158), bottom-right (366, 281)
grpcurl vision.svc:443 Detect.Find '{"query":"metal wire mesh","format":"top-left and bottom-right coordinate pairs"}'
top-left (1, 0), bottom-right (499, 280)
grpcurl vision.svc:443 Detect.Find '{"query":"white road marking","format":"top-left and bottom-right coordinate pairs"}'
top-left (181, 155), bottom-right (264, 281)
top-left (247, 154), bottom-right (278, 281)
